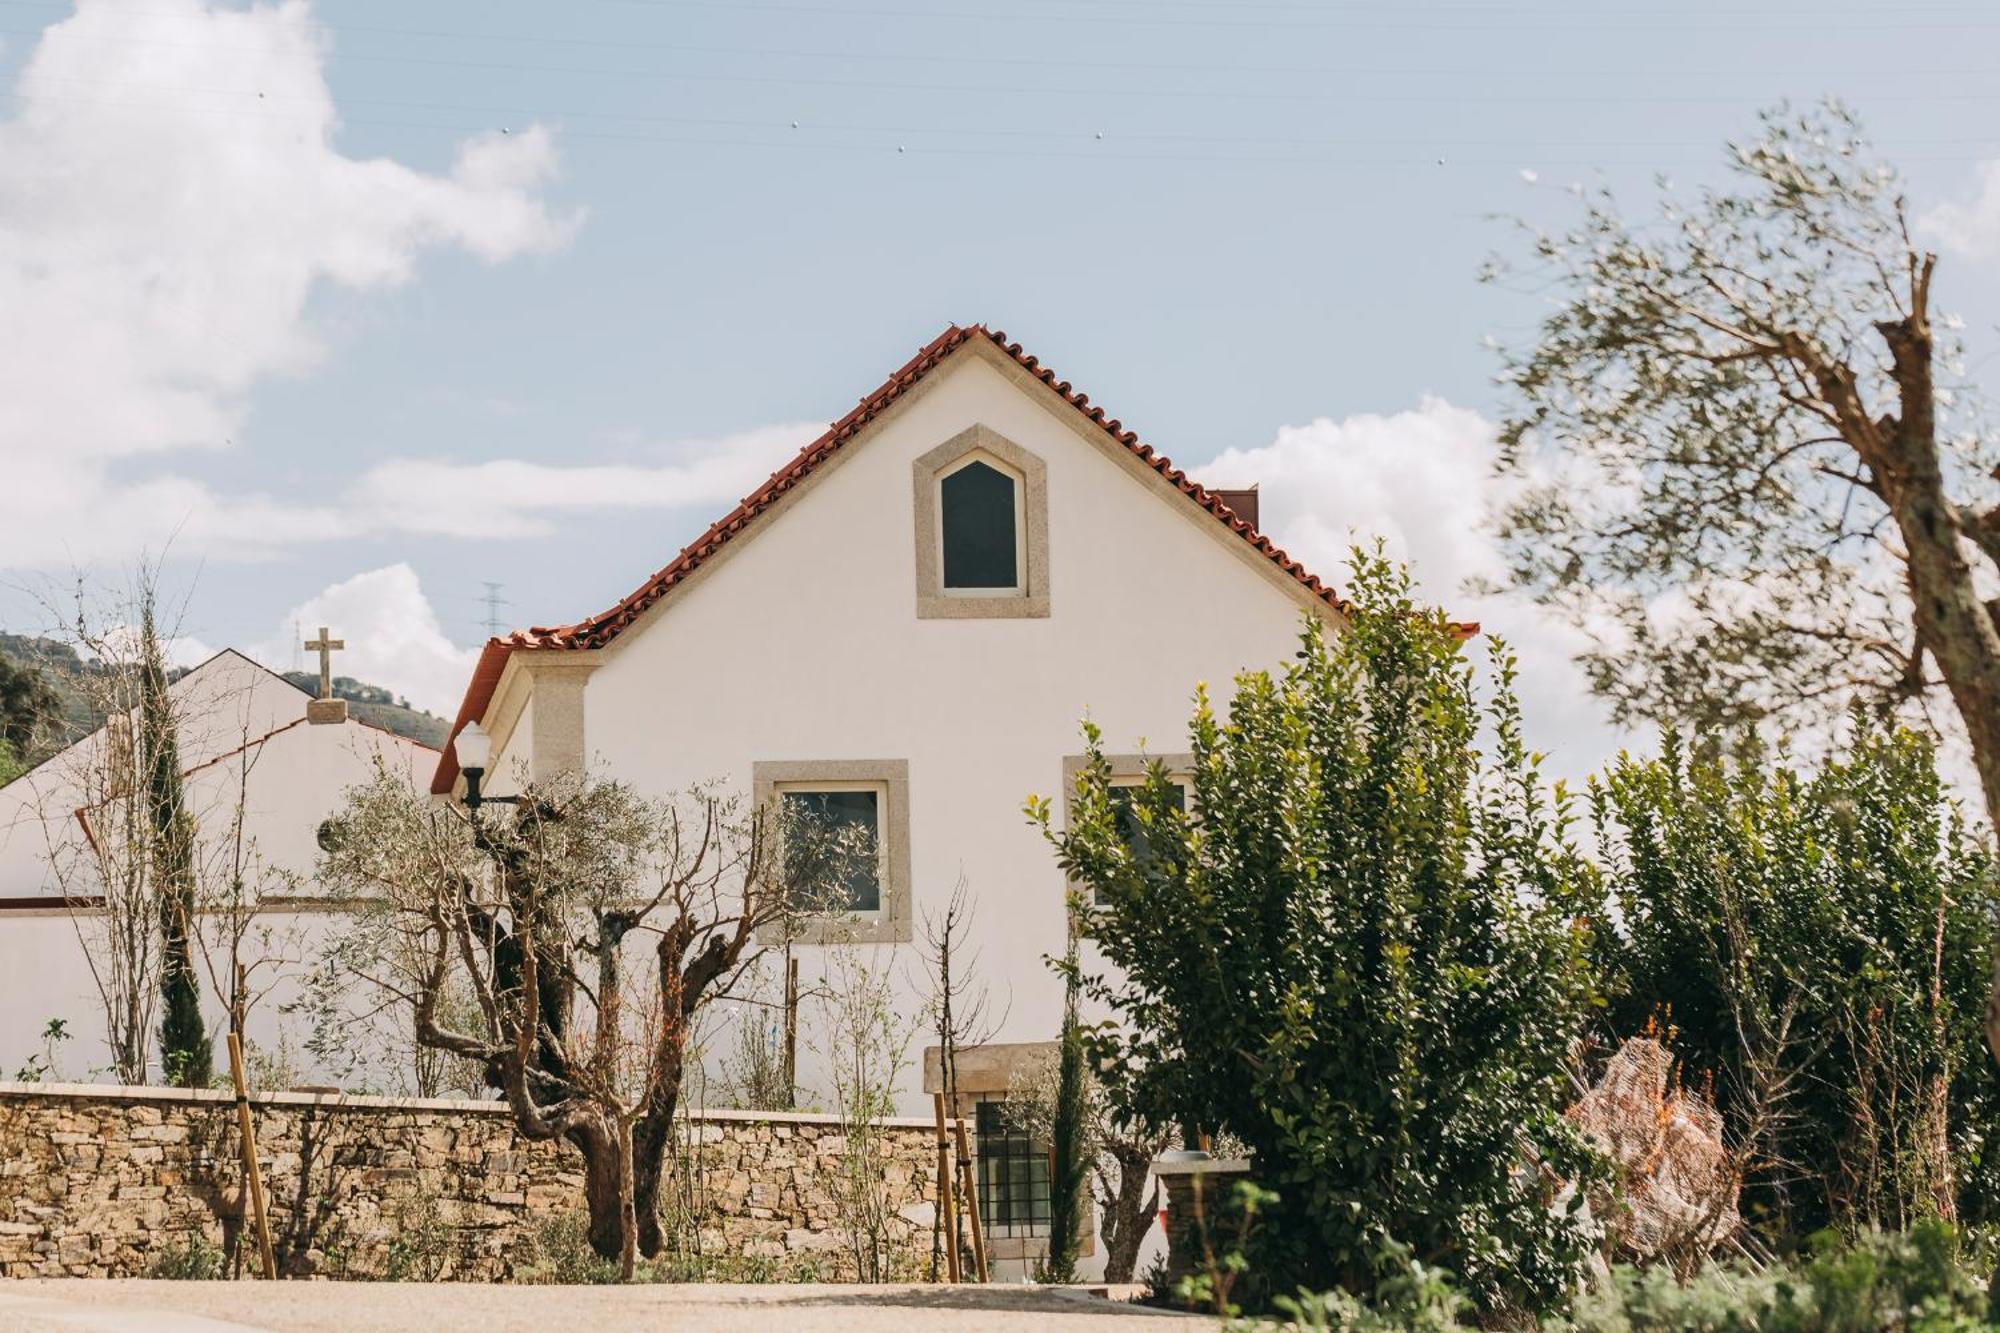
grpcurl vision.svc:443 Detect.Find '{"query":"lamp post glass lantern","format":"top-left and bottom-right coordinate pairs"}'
top-left (450, 720), bottom-right (514, 813)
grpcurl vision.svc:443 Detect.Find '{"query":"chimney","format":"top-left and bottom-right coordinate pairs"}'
top-left (1211, 485), bottom-right (1260, 531)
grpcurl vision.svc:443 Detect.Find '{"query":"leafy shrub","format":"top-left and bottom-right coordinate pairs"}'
top-left (1568, 1222), bottom-right (1988, 1332)
top-left (1271, 1244), bottom-right (1470, 1331)
top-left (1038, 553), bottom-right (1605, 1317)
top-left (146, 1231), bottom-right (224, 1280)
top-left (12, 1017), bottom-right (69, 1082)
top-left (1276, 1223), bottom-right (1990, 1331)
top-left (515, 1211), bottom-right (621, 1284)
top-left (381, 1193), bottom-right (456, 1282)
top-left (1590, 727), bottom-right (2000, 1237)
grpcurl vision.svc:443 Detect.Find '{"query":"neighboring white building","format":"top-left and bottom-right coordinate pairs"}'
top-left (0, 649), bottom-right (437, 1083)
top-left (433, 324), bottom-right (1356, 1273)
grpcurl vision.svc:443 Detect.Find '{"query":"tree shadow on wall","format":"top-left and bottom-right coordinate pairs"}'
top-left (273, 1106), bottom-right (352, 1278)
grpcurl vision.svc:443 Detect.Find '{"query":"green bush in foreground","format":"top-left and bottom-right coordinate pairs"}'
top-left (1040, 553), bottom-right (1605, 1318)
top-left (1269, 1223), bottom-right (1991, 1331)
top-left (1589, 726), bottom-right (2000, 1238)
top-left (146, 1231), bottom-right (224, 1281)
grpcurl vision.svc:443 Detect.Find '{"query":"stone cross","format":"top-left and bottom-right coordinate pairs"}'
top-left (300, 624), bottom-right (348, 720)
top-left (303, 626), bottom-right (344, 700)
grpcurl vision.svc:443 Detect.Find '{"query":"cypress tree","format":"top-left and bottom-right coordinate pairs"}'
top-left (142, 599), bottom-right (208, 1086)
top-left (1042, 895), bottom-right (1089, 1282)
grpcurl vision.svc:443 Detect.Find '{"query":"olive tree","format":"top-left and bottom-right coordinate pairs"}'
top-left (317, 765), bottom-right (845, 1279)
top-left (1488, 102), bottom-right (1994, 756)
top-left (1034, 553), bottom-right (1603, 1317)
top-left (1483, 103), bottom-right (2000, 1048)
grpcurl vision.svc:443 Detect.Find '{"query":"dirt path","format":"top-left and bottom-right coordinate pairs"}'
top-left (0, 1281), bottom-right (1204, 1333)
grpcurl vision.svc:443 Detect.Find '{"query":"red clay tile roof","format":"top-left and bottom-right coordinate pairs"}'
top-left (432, 323), bottom-right (1469, 794)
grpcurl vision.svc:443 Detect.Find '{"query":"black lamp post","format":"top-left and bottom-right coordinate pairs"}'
top-left (449, 720), bottom-right (519, 815)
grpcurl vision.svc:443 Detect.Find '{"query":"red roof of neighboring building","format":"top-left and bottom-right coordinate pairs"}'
top-left (432, 323), bottom-right (1472, 793)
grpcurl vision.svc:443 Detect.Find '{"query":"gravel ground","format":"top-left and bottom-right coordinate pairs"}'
top-left (0, 1281), bottom-right (1204, 1333)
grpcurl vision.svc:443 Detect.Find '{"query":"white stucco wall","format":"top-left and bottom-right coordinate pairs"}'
top-left (491, 693), bottom-right (534, 794)
top-left (572, 349), bottom-right (1323, 1109)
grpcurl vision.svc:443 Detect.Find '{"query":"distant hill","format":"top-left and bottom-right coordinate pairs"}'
top-left (0, 633), bottom-right (103, 744)
top-left (0, 634), bottom-right (448, 754)
top-left (280, 672), bottom-right (449, 749)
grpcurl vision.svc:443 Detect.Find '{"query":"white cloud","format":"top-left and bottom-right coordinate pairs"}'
top-left (1196, 398), bottom-right (1637, 789)
top-left (347, 423), bottom-right (825, 538)
top-left (1925, 160), bottom-right (2000, 258)
top-left (249, 564), bottom-right (475, 717)
top-left (0, 0), bottom-right (577, 569)
top-left (85, 625), bottom-right (219, 674)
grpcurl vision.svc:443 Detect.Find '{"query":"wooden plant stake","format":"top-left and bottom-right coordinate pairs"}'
top-left (227, 1031), bottom-right (277, 1279)
top-left (952, 1111), bottom-right (989, 1282)
top-left (783, 954), bottom-right (799, 1109)
top-left (932, 1092), bottom-right (960, 1282)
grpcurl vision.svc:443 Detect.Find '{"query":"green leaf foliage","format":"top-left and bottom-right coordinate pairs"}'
top-left (1588, 726), bottom-right (2000, 1238)
top-left (1484, 100), bottom-right (1991, 743)
top-left (1034, 550), bottom-right (1605, 1317)
top-left (1289, 1221), bottom-right (1990, 1332)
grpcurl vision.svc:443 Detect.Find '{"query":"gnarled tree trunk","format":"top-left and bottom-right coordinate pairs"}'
top-left (1098, 1141), bottom-right (1160, 1284)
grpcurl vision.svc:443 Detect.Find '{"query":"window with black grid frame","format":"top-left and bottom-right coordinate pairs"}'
top-left (975, 1097), bottom-right (1051, 1238)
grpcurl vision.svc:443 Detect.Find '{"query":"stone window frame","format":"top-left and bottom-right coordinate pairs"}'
top-left (1060, 752), bottom-right (1197, 904)
top-left (753, 759), bottom-right (912, 946)
top-left (912, 424), bottom-right (1050, 620)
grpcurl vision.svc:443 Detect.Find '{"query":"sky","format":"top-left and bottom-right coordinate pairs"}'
top-left (6, 0), bottom-right (2000, 789)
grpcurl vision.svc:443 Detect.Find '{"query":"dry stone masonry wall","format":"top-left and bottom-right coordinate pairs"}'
top-left (0, 1083), bottom-right (941, 1281)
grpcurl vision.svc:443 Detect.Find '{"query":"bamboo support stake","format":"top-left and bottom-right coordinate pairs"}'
top-left (932, 1092), bottom-right (960, 1282)
top-left (952, 1111), bottom-right (988, 1283)
top-left (227, 1031), bottom-right (277, 1280)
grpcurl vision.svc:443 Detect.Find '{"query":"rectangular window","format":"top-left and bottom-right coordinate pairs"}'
top-left (754, 761), bottom-right (910, 946)
top-left (976, 1097), bottom-right (1051, 1238)
top-left (779, 784), bottom-right (883, 913)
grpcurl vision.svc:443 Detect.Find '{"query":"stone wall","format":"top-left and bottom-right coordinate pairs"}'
top-left (0, 1083), bottom-right (943, 1281)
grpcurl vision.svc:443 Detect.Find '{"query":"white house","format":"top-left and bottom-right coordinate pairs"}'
top-left (0, 649), bottom-right (437, 1082)
top-left (433, 324), bottom-right (1363, 1272)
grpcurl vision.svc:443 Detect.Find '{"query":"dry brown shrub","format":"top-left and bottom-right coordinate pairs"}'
top-left (1568, 1036), bottom-right (1739, 1271)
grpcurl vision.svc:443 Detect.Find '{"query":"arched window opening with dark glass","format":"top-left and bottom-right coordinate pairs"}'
top-left (939, 457), bottom-right (1020, 591)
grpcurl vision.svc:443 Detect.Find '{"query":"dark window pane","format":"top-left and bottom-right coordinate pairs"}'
top-left (781, 789), bottom-right (880, 912)
top-left (941, 460), bottom-right (1019, 590)
top-left (974, 1098), bottom-right (1053, 1238)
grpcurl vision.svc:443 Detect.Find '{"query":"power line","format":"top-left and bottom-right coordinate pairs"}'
top-left (27, 70), bottom-right (2000, 152)
top-left (12, 30), bottom-right (2000, 111)
top-left (20, 85), bottom-right (2000, 170)
top-left (567, 0), bottom-right (2000, 31)
top-left (3, 0), bottom-right (1997, 80)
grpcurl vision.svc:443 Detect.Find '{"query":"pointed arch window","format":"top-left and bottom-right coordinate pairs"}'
top-left (913, 424), bottom-right (1050, 619)
top-left (939, 453), bottom-right (1024, 593)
